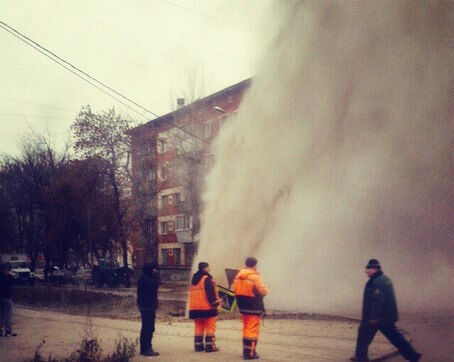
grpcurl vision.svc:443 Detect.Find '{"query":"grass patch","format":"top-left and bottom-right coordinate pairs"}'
top-left (13, 285), bottom-right (186, 320)
top-left (24, 336), bottom-right (136, 362)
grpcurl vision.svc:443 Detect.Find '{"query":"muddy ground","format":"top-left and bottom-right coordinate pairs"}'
top-left (2, 286), bottom-right (452, 361)
top-left (2, 307), bottom-right (396, 362)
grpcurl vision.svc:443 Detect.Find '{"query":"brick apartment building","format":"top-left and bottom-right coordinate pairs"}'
top-left (129, 79), bottom-right (250, 275)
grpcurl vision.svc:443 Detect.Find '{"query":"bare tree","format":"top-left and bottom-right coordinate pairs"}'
top-left (71, 106), bottom-right (133, 286)
top-left (171, 60), bottom-right (209, 110)
top-left (0, 135), bottom-right (68, 268)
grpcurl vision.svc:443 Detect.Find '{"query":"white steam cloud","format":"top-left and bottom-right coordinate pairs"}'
top-left (197, 1), bottom-right (453, 315)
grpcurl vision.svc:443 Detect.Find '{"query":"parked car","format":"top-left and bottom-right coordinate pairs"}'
top-left (0, 254), bottom-right (36, 286)
top-left (47, 266), bottom-right (73, 284)
top-left (73, 267), bottom-right (92, 286)
top-left (91, 259), bottom-right (131, 288)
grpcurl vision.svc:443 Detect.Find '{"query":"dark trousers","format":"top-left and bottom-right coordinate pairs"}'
top-left (140, 309), bottom-right (156, 353)
top-left (355, 322), bottom-right (419, 360)
top-left (0, 298), bottom-right (13, 333)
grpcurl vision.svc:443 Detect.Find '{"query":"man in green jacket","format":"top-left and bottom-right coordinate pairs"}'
top-left (350, 259), bottom-right (421, 362)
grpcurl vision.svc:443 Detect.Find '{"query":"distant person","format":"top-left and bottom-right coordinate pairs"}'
top-left (233, 257), bottom-right (268, 360)
top-left (0, 263), bottom-right (17, 337)
top-left (137, 262), bottom-right (160, 356)
top-left (350, 259), bottom-right (422, 362)
top-left (189, 262), bottom-right (221, 352)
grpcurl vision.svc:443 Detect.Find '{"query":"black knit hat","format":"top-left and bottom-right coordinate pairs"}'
top-left (245, 257), bottom-right (257, 268)
top-left (198, 262), bottom-right (209, 270)
top-left (366, 259), bottom-right (381, 270)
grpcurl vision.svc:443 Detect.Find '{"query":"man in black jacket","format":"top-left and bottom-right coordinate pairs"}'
top-left (0, 263), bottom-right (17, 337)
top-left (351, 259), bottom-right (421, 362)
top-left (137, 262), bottom-right (160, 356)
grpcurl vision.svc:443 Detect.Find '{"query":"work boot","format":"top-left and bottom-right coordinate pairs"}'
top-left (140, 350), bottom-right (159, 356)
top-left (409, 353), bottom-right (422, 362)
top-left (243, 338), bottom-right (259, 359)
top-left (205, 335), bottom-right (219, 352)
top-left (243, 353), bottom-right (260, 360)
top-left (350, 357), bottom-right (369, 361)
top-left (194, 335), bottom-right (204, 351)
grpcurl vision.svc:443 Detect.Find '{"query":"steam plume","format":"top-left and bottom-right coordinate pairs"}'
top-left (197, 1), bottom-right (453, 315)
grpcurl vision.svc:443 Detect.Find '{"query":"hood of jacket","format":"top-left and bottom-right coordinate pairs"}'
top-left (191, 270), bottom-right (213, 285)
top-left (236, 267), bottom-right (258, 280)
top-left (142, 262), bottom-right (159, 277)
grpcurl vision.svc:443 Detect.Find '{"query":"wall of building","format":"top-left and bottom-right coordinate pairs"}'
top-left (129, 79), bottom-right (250, 268)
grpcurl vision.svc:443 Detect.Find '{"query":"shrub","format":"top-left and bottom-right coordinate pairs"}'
top-left (23, 337), bottom-right (136, 362)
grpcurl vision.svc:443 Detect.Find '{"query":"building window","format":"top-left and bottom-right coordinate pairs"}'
top-left (204, 122), bottom-right (212, 139)
top-left (175, 249), bottom-right (181, 266)
top-left (161, 248), bottom-right (181, 266)
top-left (146, 145), bottom-right (154, 157)
top-left (157, 139), bottom-right (166, 153)
top-left (161, 193), bottom-right (181, 207)
top-left (174, 192), bottom-right (181, 204)
top-left (160, 249), bottom-right (167, 265)
top-left (176, 215), bottom-right (191, 230)
top-left (157, 164), bottom-right (168, 182)
top-left (160, 221), bottom-right (174, 234)
top-left (161, 195), bottom-right (170, 206)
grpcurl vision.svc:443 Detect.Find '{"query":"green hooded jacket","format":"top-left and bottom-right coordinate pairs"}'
top-left (361, 272), bottom-right (398, 325)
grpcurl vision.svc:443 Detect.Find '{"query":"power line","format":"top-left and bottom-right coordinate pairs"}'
top-left (42, 1), bottom-right (251, 61)
top-left (0, 20), bottom-right (159, 118)
top-left (0, 22), bottom-right (151, 121)
top-left (0, 112), bottom-right (73, 119)
top-left (160, 0), bottom-right (256, 33)
top-left (0, 96), bottom-right (77, 114)
top-left (0, 20), bottom-right (208, 144)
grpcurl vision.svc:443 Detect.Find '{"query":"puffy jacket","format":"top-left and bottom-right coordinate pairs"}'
top-left (362, 271), bottom-right (398, 325)
top-left (137, 264), bottom-right (160, 311)
top-left (189, 271), bottom-right (220, 319)
top-left (233, 267), bottom-right (268, 315)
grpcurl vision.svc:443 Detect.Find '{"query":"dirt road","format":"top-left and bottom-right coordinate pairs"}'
top-left (0, 307), bottom-right (398, 362)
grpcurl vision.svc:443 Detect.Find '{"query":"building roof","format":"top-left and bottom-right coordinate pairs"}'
top-left (128, 78), bottom-right (251, 135)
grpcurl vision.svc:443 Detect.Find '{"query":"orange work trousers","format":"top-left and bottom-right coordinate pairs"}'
top-left (242, 314), bottom-right (261, 339)
top-left (194, 317), bottom-right (217, 337)
top-left (242, 314), bottom-right (261, 358)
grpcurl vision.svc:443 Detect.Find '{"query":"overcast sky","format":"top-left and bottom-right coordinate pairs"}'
top-left (0, 0), bottom-right (272, 156)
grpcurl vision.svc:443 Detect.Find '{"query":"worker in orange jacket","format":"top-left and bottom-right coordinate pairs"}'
top-left (188, 262), bottom-right (221, 352)
top-left (233, 257), bottom-right (269, 360)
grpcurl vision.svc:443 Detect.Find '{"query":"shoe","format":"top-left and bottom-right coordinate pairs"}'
top-left (140, 350), bottom-right (160, 356)
top-left (205, 346), bottom-right (220, 352)
top-left (243, 354), bottom-right (260, 360)
top-left (409, 353), bottom-right (422, 362)
top-left (5, 332), bottom-right (18, 337)
top-left (350, 357), bottom-right (369, 361)
top-left (194, 346), bottom-right (205, 352)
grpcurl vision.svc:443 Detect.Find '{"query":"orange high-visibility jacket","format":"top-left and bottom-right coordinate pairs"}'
top-left (233, 267), bottom-right (268, 315)
top-left (189, 272), bottom-right (220, 319)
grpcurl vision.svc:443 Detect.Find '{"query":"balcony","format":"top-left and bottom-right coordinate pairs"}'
top-left (175, 229), bottom-right (193, 243)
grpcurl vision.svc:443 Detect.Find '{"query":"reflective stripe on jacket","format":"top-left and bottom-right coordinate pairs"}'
top-left (189, 274), bottom-right (219, 319)
top-left (233, 268), bottom-right (268, 315)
